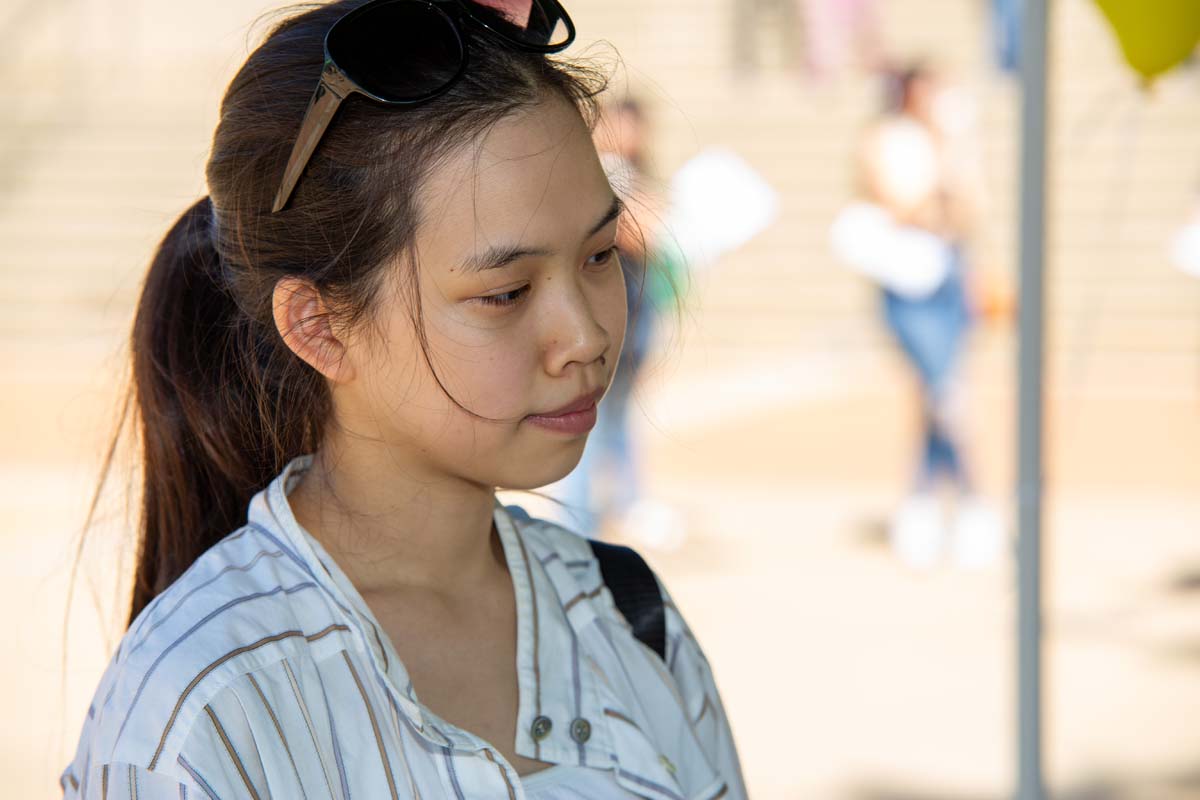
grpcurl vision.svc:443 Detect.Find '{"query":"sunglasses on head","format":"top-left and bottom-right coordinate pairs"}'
top-left (271, 0), bottom-right (576, 213)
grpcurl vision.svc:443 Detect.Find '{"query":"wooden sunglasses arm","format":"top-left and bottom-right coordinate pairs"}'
top-left (271, 61), bottom-right (355, 213)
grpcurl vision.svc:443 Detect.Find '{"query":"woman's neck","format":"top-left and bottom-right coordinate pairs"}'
top-left (286, 441), bottom-right (504, 599)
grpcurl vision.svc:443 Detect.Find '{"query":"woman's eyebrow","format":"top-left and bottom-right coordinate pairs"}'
top-left (458, 195), bottom-right (625, 275)
top-left (586, 195), bottom-right (624, 238)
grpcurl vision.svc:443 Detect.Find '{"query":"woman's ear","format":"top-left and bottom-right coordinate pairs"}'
top-left (272, 276), bottom-right (356, 384)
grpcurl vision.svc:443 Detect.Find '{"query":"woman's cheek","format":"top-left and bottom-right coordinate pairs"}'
top-left (470, 347), bottom-right (535, 420)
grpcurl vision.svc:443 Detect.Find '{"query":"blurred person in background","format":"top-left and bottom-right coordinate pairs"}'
top-left (832, 61), bottom-right (1004, 568)
top-left (799, 0), bottom-right (885, 82)
top-left (731, 0), bottom-right (803, 78)
top-left (544, 97), bottom-right (689, 551)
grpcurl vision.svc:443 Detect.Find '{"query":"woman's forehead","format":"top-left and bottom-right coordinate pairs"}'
top-left (414, 98), bottom-right (614, 271)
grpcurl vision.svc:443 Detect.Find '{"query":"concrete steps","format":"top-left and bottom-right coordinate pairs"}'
top-left (0, 0), bottom-right (1197, 395)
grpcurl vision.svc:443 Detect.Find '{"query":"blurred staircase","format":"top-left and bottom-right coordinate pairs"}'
top-left (1, 0), bottom-right (1197, 417)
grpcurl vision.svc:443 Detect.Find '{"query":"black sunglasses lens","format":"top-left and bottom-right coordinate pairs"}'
top-left (328, 2), bottom-right (465, 101)
top-left (465, 0), bottom-right (571, 49)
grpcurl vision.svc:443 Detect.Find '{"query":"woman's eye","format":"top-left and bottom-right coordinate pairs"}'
top-left (477, 285), bottom-right (530, 307)
top-left (588, 246), bottom-right (619, 267)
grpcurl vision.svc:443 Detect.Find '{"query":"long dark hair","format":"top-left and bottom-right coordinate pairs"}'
top-left (72, 0), bottom-right (623, 630)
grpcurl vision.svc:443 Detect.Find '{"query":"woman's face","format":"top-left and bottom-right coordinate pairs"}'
top-left (338, 95), bottom-right (627, 491)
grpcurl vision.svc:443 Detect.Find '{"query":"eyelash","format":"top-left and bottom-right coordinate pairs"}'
top-left (476, 246), bottom-right (620, 308)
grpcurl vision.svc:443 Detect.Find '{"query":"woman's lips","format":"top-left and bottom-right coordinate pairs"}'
top-left (524, 402), bottom-right (598, 435)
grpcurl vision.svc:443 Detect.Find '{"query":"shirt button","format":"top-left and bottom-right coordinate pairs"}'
top-left (570, 717), bottom-right (592, 743)
top-left (530, 715), bottom-right (553, 741)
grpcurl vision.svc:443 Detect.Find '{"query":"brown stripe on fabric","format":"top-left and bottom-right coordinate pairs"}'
top-left (562, 584), bottom-right (604, 612)
top-left (707, 783), bottom-right (729, 800)
top-left (205, 705), bottom-right (263, 800)
top-left (101, 764), bottom-right (108, 799)
top-left (341, 650), bottom-right (400, 800)
top-left (603, 707), bottom-right (643, 731)
top-left (68, 773), bottom-right (79, 790)
top-left (283, 658), bottom-right (339, 800)
top-left (246, 672), bottom-right (305, 790)
top-left (482, 749), bottom-right (517, 800)
top-left (128, 763), bottom-right (138, 800)
top-left (512, 527), bottom-right (542, 758)
top-left (148, 623), bottom-right (350, 770)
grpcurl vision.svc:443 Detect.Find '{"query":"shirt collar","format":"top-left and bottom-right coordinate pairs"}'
top-left (245, 454), bottom-right (622, 765)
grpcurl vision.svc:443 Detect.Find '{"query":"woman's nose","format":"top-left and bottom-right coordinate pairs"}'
top-left (541, 279), bottom-right (620, 376)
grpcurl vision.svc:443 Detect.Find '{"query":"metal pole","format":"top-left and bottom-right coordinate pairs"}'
top-left (1016, 0), bottom-right (1048, 798)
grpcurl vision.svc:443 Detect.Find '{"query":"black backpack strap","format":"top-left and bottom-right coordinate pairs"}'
top-left (587, 539), bottom-right (667, 662)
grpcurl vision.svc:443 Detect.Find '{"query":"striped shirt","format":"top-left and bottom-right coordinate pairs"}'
top-left (60, 455), bottom-right (747, 799)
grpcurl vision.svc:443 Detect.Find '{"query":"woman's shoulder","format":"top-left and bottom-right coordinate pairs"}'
top-left (64, 522), bottom-right (357, 783)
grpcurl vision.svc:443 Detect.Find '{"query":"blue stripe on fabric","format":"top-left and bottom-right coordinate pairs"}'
top-left (245, 524), bottom-right (364, 633)
top-left (177, 754), bottom-right (222, 800)
top-left (571, 626), bottom-right (586, 765)
top-left (126, 549), bottom-right (287, 659)
top-left (317, 669), bottom-right (352, 800)
top-left (247, 523), bottom-right (435, 743)
top-left (441, 747), bottom-right (467, 800)
top-left (616, 768), bottom-right (686, 800)
top-left (113, 581), bottom-right (318, 751)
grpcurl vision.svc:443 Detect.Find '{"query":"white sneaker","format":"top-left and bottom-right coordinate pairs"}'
top-left (889, 493), bottom-right (946, 569)
top-left (950, 498), bottom-right (1005, 569)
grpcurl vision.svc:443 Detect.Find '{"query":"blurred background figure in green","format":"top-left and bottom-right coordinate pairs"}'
top-left (542, 96), bottom-right (689, 550)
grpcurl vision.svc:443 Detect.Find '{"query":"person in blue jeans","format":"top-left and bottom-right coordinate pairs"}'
top-left (542, 98), bottom-right (686, 547)
top-left (882, 244), bottom-right (975, 495)
top-left (556, 251), bottom-right (658, 538)
top-left (853, 62), bottom-right (1004, 567)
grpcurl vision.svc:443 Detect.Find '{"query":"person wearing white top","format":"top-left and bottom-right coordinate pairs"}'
top-left (59, 1), bottom-right (747, 797)
top-left (61, 456), bottom-right (743, 798)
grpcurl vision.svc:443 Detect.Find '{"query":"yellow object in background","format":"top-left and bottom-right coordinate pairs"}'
top-left (1094, 0), bottom-right (1200, 85)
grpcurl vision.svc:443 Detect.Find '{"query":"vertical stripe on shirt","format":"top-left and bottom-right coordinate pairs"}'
top-left (341, 650), bottom-right (399, 800)
top-left (123, 581), bottom-right (318, 760)
top-left (513, 526), bottom-right (542, 759)
top-left (283, 658), bottom-right (339, 799)
top-left (203, 705), bottom-right (262, 800)
top-left (441, 747), bottom-right (467, 800)
top-left (482, 749), bottom-right (516, 800)
top-left (149, 623), bottom-right (349, 770)
top-left (245, 673), bottom-right (306, 793)
top-left (317, 666), bottom-right (352, 800)
top-left (176, 754), bottom-right (219, 800)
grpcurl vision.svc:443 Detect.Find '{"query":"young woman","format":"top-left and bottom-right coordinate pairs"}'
top-left (58, 1), bottom-right (746, 797)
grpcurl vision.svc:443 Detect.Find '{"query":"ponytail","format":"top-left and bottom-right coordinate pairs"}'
top-left (125, 196), bottom-right (323, 625)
